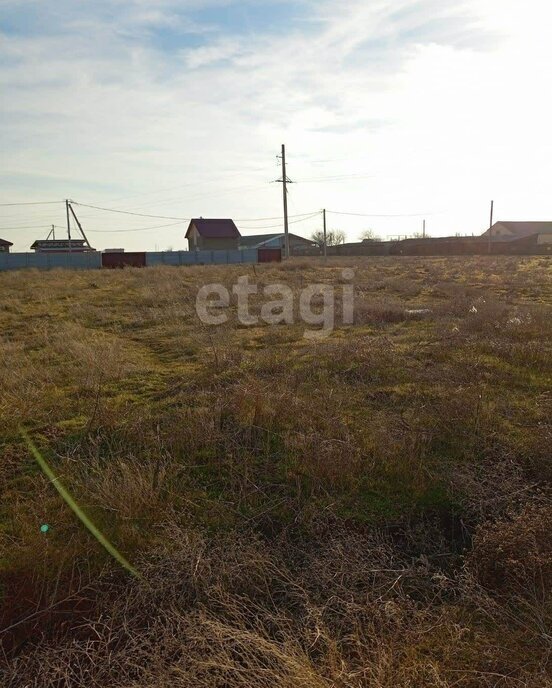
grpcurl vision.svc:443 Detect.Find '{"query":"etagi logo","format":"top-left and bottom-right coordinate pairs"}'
top-left (196, 269), bottom-right (355, 339)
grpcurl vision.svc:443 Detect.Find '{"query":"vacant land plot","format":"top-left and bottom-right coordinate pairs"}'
top-left (1, 256), bottom-right (551, 687)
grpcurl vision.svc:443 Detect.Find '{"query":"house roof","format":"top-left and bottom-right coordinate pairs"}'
top-left (484, 221), bottom-right (552, 240)
top-left (239, 233), bottom-right (281, 248)
top-left (186, 218), bottom-right (240, 239)
top-left (30, 239), bottom-right (87, 247)
top-left (0, 238), bottom-right (13, 246)
top-left (239, 233), bottom-right (317, 248)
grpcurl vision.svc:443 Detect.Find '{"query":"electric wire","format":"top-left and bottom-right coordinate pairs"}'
top-left (236, 213), bottom-right (321, 231)
top-left (86, 221), bottom-right (184, 234)
top-left (0, 223), bottom-right (60, 230)
top-left (69, 201), bottom-right (321, 224)
top-left (0, 201), bottom-right (62, 207)
top-left (298, 174), bottom-right (375, 182)
top-left (237, 211), bottom-right (320, 222)
top-left (327, 209), bottom-right (438, 218)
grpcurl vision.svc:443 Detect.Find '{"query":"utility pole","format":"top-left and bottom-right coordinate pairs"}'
top-left (66, 199), bottom-right (72, 254)
top-left (276, 145), bottom-right (293, 259)
top-left (488, 200), bottom-right (494, 254)
top-left (323, 209), bottom-right (327, 261)
top-left (423, 219), bottom-right (426, 238)
top-left (281, 145), bottom-right (290, 259)
top-left (68, 202), bottom-right (92, 248)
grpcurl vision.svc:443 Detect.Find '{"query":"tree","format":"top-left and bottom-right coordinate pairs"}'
top-left (411, 231), bottom-right (430, 239)
top-left (360, 228), bottom-right (382, 242)
top-left (310, 229), bottom-right (346, 247)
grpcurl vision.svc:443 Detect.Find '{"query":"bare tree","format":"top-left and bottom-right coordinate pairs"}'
top-left (311, 229), bottom-right (346, 247)
top-left (360, 229), bottom-right (382, 242)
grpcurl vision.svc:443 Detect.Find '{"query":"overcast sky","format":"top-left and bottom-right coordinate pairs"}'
top-left (1, 0), bottom-right (551, 251)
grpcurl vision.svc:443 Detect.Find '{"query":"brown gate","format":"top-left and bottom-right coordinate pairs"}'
top-left (102, 252), bottom-right (146, 269)
top-left (257, 248), bottom-right (282, 263)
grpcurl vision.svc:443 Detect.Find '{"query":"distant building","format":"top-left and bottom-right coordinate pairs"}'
top-left (186, 218), bottom-right (240, 251)
top-left (30, 239), bottom-right (96, 253)
top-left (482, 221), bottom-right (552, 245)
top-left (0, 238), bottom-right (13, 253)
top-left (239, 232), bottom-right (318, 253)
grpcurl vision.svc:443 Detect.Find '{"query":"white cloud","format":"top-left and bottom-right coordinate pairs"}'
top-left (1, 0), bottom-right (551, 250)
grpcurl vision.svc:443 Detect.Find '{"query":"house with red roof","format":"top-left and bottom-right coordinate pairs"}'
top-left (185, 218), bottom-right (241, 251)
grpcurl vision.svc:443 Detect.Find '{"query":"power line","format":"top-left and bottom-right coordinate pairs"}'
top-left (71, 202), bottom-right (189, 221)
top-left (70, 201), bottom-right (319, 224)
top-left (327, 209), bottom-right (439, 218)
top-left (72, 178), bottom-right (275, 217)
top-left (237, 211), bottom-right (319, 222)
top-left (0, 208), bottom-right (55, 214)
top-left (86, 221), bottom-right (184, 234)
top-left (0, 223), bottom-right (58, 230)
top-left (78, 169), bottom-right (272, 207)
top-left (237, 212), bottom-right (320, 231)
top-left (80, 182), bottom-right (268, 215)
top-left (299, 174), bottom-right (375, 183)
top-left (0, 176), bottom-right (273, 214)
top-left (0, 201), bottom-right (62, 207)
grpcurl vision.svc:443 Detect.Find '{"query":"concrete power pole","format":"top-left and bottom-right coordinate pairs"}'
top-left (488, 200), bottom-right (494, 254)
top-left (68, 202), bottom-right (92, 248)
top-left (65, 199), bottom-right (71, 240)
top-left (423, 219), bottom-right (426, 238)
top-left (274, 145), bottom-right (292, 259)
top-left (66, 199), bottom-right (72, 254)
top-left (323, 209), bottom-right (328, 261)
top-left (281, 145), bottom-right (290, 259)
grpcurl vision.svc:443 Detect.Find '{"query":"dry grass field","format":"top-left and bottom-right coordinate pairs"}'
top-left (1, 255), bottom-right (551, 687)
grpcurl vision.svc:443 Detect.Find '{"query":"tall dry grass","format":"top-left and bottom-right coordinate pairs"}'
top-left (1, 256), bottom-right (551, 686)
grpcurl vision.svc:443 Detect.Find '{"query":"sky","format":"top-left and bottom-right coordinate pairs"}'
top-left (1, 0), bottom-right (552, 252)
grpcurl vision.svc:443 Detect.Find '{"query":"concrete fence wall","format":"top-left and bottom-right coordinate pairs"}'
top-left (294, 238), bottom-right (552, 258)
top-left (0, 249), bottom-right (264, 272)
top-left (0, 252), bottom-right (103, 271)
top-left (145, 249), bottom-right (259, 267)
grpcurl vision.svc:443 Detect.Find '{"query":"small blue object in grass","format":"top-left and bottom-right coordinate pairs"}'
top-left (40, 524), bottom-right (50, 533)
